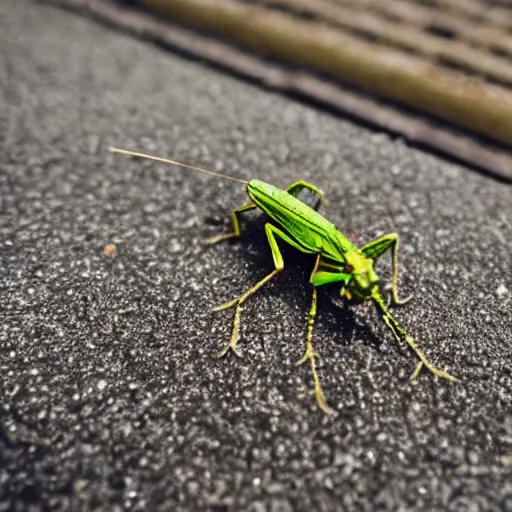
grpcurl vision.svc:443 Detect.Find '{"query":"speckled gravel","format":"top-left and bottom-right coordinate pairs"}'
top-left (1, 1), bottom-right (512, 511)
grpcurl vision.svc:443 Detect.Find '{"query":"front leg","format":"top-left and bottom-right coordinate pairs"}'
top-left (371, 290), bottom-right (457, 383)
top-left (295, 256), bottom-right (333, 413)
top-left (361, 233), bottom-right (412, 305)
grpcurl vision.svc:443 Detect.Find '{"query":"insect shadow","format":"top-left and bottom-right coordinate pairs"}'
top-left (205, 208), bottom-right (383, 351)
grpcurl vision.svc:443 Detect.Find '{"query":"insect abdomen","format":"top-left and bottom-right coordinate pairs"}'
top-left (247, 180), bottom-right (353, 261)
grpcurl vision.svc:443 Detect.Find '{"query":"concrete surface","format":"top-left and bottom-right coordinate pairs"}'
top-left (1, 1), bottom-right (511, 510)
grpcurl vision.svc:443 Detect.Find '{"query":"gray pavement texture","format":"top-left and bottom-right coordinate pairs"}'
top-left (1, 1), bottom-right (512, 511)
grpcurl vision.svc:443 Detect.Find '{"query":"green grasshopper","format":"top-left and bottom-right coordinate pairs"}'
top-left (110, 147), bottom-right (457, 413)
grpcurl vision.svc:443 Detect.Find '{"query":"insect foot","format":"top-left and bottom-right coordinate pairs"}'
top-left (404, 336), bottom-right (458, 383)
top-left (410, 361), bottom-right (424, 381)
top-left (393, 293), bottom-right (413, 306)
top-left (296, 349), bottom-right (333, 415)
top-left (216, 303), bottom-right (244, 359)
top-left (204, 233), bottom-right (236, 245)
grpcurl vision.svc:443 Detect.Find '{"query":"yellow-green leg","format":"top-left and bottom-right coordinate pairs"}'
top-left (214, 223), bottom-right (314, 358)
top-left (205, 203), bottom-right (256, 245)
top-left (296, 286), bottom-right (332, 414)
top-left (373, 290), bottom-right (457, 382)
top-left (361, 233), bottom-right (412, 305)
top-left (383, 315), bottom-right (456, 382)
top-left (214, 268), bottom-right (281, 358)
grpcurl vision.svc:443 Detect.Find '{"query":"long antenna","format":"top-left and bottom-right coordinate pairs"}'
top-left (109, 147), bottom-right (248, 185)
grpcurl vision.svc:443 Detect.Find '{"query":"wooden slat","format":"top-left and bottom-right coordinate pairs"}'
top-left (247, 0), bottom-right (512, 86)
top-left (327, 0), bottom-right (512, 57)
top-left (139, 0), bottom-right (512, 146)
top-left (43, 0), bottom-right (512, 181)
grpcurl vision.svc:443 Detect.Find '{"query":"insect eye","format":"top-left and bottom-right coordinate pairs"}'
top-left (344, 264), bottom-right (354, 273)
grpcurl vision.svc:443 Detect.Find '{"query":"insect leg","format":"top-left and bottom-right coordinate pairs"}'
top-left (372, 290), bottom-right (457, 382)
top-left (361, 233), bottom-right (412, 305)
top-left (296, 272), bottom-right (333, 414)
top-left (286, 180), bottom-right (326, 213)
top-left (215, 267), bottom-right (281, 358)
top-left (205, 203), bottom-right (256, 245)
top-left (214, 223), bottom-right (313, 358)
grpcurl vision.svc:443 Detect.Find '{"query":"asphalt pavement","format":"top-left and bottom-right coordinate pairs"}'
top-left (1, 1), bottom-right (511, 510)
